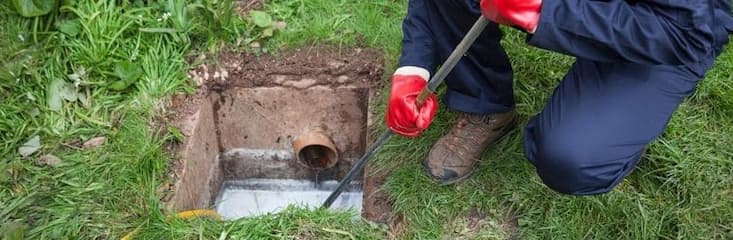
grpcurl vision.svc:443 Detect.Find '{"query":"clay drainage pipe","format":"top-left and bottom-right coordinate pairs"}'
top-left (292, 130), bottom-right (339, 170)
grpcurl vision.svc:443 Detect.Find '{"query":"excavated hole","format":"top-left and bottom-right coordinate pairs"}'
top-left (169, 47), bottom-right (391, 220)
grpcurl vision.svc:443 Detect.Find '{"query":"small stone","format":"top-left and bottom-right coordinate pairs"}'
top-left (220, 68), bottom-right (229, 79)
top-left (194, 76), bottom-right (204, 87)
top-left (272, 75), bottom-right (288, 84)
top-left (83, 137), bottom-right (106, 149)
top-left (328, 61), bottom-right (346, 68)
top-left (37, 154), bottom-right (62, 167)
top-left (284, 78), bottom-right (317, 89)
top-left (201, 65), bottom-right (210, 80)
top-left (188, 71), bottom-right (205, 86)
top-left (336, 75), bottom-right (350, 83)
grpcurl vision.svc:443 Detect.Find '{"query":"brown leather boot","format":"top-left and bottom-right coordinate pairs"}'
top-left (424, 111), bottom-right (518, 185)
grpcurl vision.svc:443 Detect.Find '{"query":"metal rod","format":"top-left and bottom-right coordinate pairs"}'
top-left (416, 17), bottom-right (491, 105)
top-left (322, 17), bottom-right (490, 208)
top-left (322, 131), bottom-right (393, 208)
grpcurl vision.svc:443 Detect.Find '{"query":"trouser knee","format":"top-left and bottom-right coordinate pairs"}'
top-left (524, 127), bottom-right (641, 196)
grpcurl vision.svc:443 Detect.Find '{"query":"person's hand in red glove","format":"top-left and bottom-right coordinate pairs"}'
top-left (386, 67), bottom-right (438, 137)
top-left (480, 0), bottom-right (542, 33)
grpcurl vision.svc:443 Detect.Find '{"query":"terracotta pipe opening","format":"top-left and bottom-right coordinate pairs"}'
top-left (292, 130), bottom-right (339, 170)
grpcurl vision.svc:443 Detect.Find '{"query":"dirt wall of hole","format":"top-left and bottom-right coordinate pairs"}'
top-left (168, 96), bottom-right (222, 211)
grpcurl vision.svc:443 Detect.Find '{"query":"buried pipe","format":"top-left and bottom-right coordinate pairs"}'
top-left (292, 129), bottom-right (339, 170)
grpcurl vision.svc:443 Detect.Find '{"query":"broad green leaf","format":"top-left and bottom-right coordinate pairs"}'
top-left (167, 0), bottom-right (188, 30)
top-left (262, 27), bottom-right (274, 37)
top-left (249, 11), bottom-right (272, 28)
top-left (19, 135), bottom-right (41, 157)
top-left (56, 19), bottom-right (81, 37)
top-left (109, 61), bottom-right (142, 91)
top-left (113, 61), bottom-right (143, 82)
top-left (47, 78), bottom-right (64, 111)
top-left (11, 0), bottom-right (57, 17)
top-left (109, 80), bottom-right (133, 91)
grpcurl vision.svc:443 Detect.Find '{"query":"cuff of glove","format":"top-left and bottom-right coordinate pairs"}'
top-left (388, 126), bottom-right (423, 138)
top-left (394, 66), bottom-right (430, 82)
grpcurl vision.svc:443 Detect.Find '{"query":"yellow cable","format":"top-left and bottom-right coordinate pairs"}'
top-left (171, 209), bottom-right (221, 220)
top-left (121, 209), bottom-right (221, 240)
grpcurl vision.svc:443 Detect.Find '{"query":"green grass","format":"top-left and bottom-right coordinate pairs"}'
top-left (2, 0), bottom-right (732, 239)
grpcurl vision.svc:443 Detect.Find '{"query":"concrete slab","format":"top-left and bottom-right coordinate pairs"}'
top-left (215, 179), bottom-right (362, 219)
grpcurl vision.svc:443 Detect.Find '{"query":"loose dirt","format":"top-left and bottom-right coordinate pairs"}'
top-left (206, 46), bottom-right (384, 89)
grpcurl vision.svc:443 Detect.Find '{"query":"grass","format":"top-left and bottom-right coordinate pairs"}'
top-left (1, 0), bottom-right (732, 239)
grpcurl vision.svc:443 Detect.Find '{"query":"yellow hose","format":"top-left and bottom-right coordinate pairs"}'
top-left (120, 209), bottom-right (221, 240)
top-left (171, 209), bottom-right (221, 220)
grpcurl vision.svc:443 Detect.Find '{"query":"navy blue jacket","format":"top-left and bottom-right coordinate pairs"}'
top-left (528, 0), bottom-right (733, 72)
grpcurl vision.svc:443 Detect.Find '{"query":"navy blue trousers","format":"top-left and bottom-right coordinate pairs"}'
top-left (400, 0), bottom-right (733, 195)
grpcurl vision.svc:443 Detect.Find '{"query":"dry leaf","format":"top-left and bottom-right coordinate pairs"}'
top-left (82, 137), bottom-right (106, 149)
top-left (37, 154), bottom-right (62, 167)
top-left (18, 135), bottom-right (40, 157)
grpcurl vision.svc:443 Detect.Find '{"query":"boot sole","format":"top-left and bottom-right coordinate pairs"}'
top-left (425, 114), bottom-right (519, 186)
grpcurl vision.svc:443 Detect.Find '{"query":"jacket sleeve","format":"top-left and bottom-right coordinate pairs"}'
top-left (399, 0), bottom-right (439, 71)
top-left (527, 0), bottom-right (717, 66)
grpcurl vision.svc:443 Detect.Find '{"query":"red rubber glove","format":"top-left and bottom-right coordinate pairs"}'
top-left (386, 67), bottom-right (438, 137)
top-left (480, 0), bottom-right (542, 33)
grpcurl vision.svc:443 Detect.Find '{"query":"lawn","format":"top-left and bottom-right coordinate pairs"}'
top-left (1, 0), bottom-right (731, 239)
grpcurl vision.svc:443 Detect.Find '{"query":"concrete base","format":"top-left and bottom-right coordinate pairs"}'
top-left (215, 179), bottom-right (362, 219)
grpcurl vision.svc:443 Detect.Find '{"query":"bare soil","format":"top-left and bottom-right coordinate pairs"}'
top-left (363, 165), bottom-right (396, 223)
top-left (207, 46), bottom-right (384, 89)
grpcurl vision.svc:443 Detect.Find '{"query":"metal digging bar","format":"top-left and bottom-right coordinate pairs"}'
top-left (322, 17), bottom-right (491, 208)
